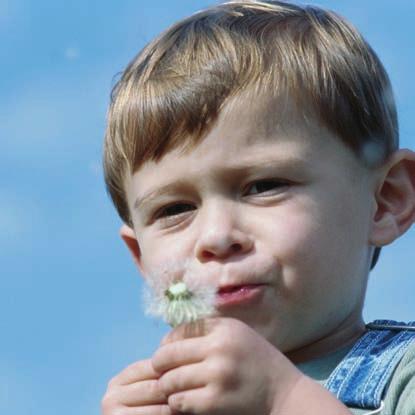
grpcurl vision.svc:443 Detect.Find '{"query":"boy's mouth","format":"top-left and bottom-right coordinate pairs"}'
top-left (216, 284), bottom-right (266, 307)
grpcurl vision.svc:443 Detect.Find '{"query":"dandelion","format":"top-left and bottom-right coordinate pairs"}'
top-left (143, 260), bottom-right (217, 327)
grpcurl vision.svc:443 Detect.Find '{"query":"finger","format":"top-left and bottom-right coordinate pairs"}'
top-left (158, 363), bottom-right (206, 396)
top-left (121, 404), bottom-right (172, 415)
top-left (168, 387), bottom-right (216, 414)
top-left (111, 359), bottom-right (160, 386)
top-left (162, 318), bottom-right (220, 345)
top-left (115, 379), bottom-right (167, 406)
top-left (152, 337), bottom-right (207, 374)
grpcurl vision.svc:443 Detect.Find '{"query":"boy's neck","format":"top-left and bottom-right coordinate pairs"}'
top-left (285, 317), bottom-right (366, 364)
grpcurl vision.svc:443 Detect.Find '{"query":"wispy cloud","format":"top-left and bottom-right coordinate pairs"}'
top-left (0, 191), bottom-right (41, 246)
top-left (0, 363), bottom-right (38, 415)
top-left (89, 160), bottom-right (102, 177)
top-left (0, 0), bottom-right (10, 23)
top-left (0, 71), bottom-right (109, 166)
top-left (64, 46), bottom-right (80, 61)
top-left (0, 197), bottom-right (23, 240)
top-left (2, 93), bottom-right (66, 152)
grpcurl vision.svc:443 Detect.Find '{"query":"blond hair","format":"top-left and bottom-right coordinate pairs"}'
top-left (104, 0), bottom-right (398, 228)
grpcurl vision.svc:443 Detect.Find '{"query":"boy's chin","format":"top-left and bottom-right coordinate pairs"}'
top-left (212, 311), bottom-right (282, 347)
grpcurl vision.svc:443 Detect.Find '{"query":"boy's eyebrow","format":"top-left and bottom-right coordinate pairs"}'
top-left (133, 156), bottom-right (311, 210)
top-left (133, 180), bottom-right (191, 211)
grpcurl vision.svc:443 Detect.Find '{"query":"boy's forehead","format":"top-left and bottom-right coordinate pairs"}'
top-left (141, 92), bottom-right (323, 171)
top-left (127, 91), bottom-right (369, 195)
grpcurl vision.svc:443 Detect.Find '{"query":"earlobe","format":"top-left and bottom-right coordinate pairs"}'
top-left (369, 149), bottom-right (415, 247)
top-left (119, 224), bottom-right (144, 274)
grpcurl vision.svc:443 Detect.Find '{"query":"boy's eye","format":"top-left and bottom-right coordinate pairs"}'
top-left (155, 203), bottom-right (195, 219)
top-left (245, 179), bottom-right (289, 196)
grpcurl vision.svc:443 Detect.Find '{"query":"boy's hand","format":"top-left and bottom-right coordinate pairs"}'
top-left (101, 358), bottom-right (172, 415)
top-left (152, 317), bottom-right (303, 415)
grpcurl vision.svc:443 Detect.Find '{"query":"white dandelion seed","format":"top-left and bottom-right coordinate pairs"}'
top-left (143, 259), bottom-right (217, 327)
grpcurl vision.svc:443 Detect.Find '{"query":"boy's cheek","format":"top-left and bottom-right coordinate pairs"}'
top-left (138, 232), bottom-right (195, 273)
top-left (137, 248), bottom-right (179, 279)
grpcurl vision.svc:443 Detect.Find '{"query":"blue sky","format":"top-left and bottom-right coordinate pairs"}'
top-left (1, 1), bottom-right (414, 414)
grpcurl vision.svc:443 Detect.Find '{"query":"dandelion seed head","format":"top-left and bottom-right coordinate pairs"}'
top-left (142, 259), bottom-right (217, 326)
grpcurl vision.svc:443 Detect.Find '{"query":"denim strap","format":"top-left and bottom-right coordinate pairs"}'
top-left (324, 320), bottom-right (415, 410)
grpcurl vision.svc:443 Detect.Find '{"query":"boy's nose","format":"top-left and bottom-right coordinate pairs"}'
top-left (194, 203), bottom-right (253, 262)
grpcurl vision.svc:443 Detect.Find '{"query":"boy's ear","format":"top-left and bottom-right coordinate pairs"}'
top-left (119, 224), bottom-right (144, 274)
top-left (369, 149), bottom-right (415, 247)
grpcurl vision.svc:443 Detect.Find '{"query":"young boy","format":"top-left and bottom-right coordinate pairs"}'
top-left (101, 1), bottom-right (415, 414)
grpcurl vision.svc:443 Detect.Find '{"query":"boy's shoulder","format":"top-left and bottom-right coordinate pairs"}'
top-left (382, 333), bottom-right (415, 415)
top-left (298, 321), bottom-right (415, 415)
top-left (329, 320), bottom-right (415, 414)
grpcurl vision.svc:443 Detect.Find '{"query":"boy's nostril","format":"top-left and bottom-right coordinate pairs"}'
top-left (231, 243), bottom-right (242, 252)
top-left (200, 243), bottom-right (243, 260)
top-left (202, 251), bottom-right (215, 259)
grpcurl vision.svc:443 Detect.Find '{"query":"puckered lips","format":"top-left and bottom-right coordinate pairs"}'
top-left (216, 283), bottom-right (266, 308)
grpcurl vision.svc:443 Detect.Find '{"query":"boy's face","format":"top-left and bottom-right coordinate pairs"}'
top-left (123, 95), bottom-right (378, 356)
